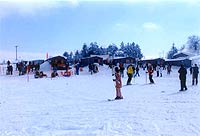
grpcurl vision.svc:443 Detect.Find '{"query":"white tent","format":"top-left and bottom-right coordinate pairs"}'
top-left (39, 61), bottom-right (53, 77)
top-left (40, 61), bottom-right (51, 72)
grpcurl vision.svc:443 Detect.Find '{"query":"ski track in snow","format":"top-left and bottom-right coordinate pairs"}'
top-left (0, 66), bottom-right (200, 136)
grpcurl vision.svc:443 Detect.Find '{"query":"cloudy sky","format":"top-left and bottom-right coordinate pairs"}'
top-left (0, 0), bottom-right (200, 61)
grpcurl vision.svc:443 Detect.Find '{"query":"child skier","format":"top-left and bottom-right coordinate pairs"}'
top-left (113, 67), bottom-right (123, 100)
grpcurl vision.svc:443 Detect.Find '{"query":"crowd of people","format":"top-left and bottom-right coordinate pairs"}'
top-left (4, 59), bottom-right (199, 100)
top-left (110, 62), bottom-right (199, 100)
top-left (5, 60), bottom-right (40, 76)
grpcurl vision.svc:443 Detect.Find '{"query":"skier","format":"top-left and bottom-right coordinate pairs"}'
top-left (135, 65), bottom-right (140, 77)
top-left (156, 65), bottom-right (160, 77)
top-left (167, 65), bottom-right (171, 75)
top-left (113, 67), bottom-right (123, 100)
top-left (75, 63), bottom-right (80, 75)
top-left (178, 64), bottom-right (187, 91)
top-left (126, 63), bottom-right (135, 85)
top-left (147, 63), bottom-right (154, 84)
top-left (119, 63), bottom-right (125, 78)
top-left (88, 63), bottom-right (94, 75)
top-left (10, 65), bottom-right (13, 75)
top-left (159, 65), bottom-right (163, 77)
top-left (191, 64), bottom-right (199, 85)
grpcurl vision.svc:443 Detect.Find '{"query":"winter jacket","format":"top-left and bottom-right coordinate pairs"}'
top-left (127, 65), bottom-right (135, 74)
top-left (178, 66), bottom-right (187, 80)
top-left (148, 66), bottom-right (154, 75)
top-left (119, 63), bottom-right (125, 71)
top-left (192, 66), bottom-right (199, 76)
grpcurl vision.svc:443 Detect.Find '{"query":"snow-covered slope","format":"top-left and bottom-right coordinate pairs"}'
top-left (0, 66), bottom-right (200, 136)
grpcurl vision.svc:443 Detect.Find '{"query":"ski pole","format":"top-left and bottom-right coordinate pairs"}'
top-left (145, 71), bottom-right (148, 84)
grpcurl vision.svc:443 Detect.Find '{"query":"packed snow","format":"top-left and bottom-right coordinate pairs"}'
top-left (0, 65), bottom-right (200, 136)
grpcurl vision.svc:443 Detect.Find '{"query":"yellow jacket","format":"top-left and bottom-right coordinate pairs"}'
top-left (127, 65), bottom-right (134, 74)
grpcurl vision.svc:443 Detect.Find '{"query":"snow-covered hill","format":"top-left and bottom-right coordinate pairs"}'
top-left (0, 66), bottom-right (200, 136)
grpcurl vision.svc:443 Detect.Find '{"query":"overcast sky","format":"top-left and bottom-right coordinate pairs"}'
top-left (0, 0), bottom-right (200, 61)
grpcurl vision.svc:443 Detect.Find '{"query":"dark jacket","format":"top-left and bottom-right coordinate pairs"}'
top-left (178, 66), bottom-right (187, 80)
top-left (193, 66), bottom-right (199, 76)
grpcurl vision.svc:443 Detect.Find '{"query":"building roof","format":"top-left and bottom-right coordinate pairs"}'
top-left (173, 52), bottom-right (194, 59)
top-left (90, 55), bottom-right (109, 60)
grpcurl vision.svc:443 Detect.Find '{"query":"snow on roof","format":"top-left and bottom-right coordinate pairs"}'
top-left (173, 51), bottom-right (194, 57)
top-left (165, 58), bottom-right (191, 61)
top-left (90, 55), bottom-right (109, 60)
top-left (113, 56), bottom-right (126, 59)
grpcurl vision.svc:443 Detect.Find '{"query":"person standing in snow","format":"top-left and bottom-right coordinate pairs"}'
top-left (135, 65), bottom-right (140, 77)
top-left (147, 63), bottom-right (154, 84)
top-left (126, 64), bottom-right (135, 85)
top-left (156, 65), bottom-right (160, 77)
top-left (113, 67), bottom-right (123, 100)
top-left (159, 65), bottom-right (163, 77)
top-left (88, 63), bottom-right (94, 75)
top-left (178, 64), bottom-right (187, 91)
top-left (167, 65), bottom-right (171, 75)
top-left (119, 63), bottom-right (125, 78)
top-left (75, 63), bottom-right (80, 75)
top-left (191, 64), bottom-right (199, 85)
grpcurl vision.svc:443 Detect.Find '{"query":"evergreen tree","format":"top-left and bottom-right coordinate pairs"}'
top-left (107, 43), bottom-right (118, 56)
top-left (120, 41), bottom-right (125, 51)
top-left (118, 41), bottom-right (125, 57)
top-left (63, 41), bottom-right (144, 62)
top-left (69, 52), bottom-right (74, 62)
top-left (180, 45), bottom-right (185, 51)
top-left (119, 42), bottom-right (143, 58)
top-left (74, 50), bottom-right (81, 60)
top-left (81, 43), bottom-right (89, 57)
top-left (135, 44), bottom-right (143, 59)
top-left (63, 51), bottom-right (69, 58)
top-left (167, 44), bottom-right (178, 59)
top-left (88, 42), bottom-right (100, 55)
top-left (187, 35), bottom-right (200, 53)
top-left (124, 42), bottom-right (136, 58)
top-left (99, 47), bottom-right (106, 55)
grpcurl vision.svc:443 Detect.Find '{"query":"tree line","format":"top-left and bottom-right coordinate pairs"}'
top-left (63, 41), bottom-right (143, 62)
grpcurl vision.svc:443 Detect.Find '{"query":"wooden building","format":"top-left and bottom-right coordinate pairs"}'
top-left (46, 56), bottom-right (67, 70)
top-left (80, 56), bottom-right (103, 67)
top-left (139, 58), bottom-right (165, 66)
top-left (111, 57), bottom-right (136, 65)
top-left (165, 58), bottom-right (192, 68)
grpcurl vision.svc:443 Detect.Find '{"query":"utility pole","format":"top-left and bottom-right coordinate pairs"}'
top-left (15, 45), bottom-right (18, 61)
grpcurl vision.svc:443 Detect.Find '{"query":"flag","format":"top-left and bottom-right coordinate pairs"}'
top-left (46, 52), bottom-right (48, 59)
